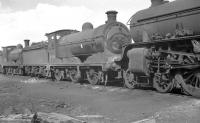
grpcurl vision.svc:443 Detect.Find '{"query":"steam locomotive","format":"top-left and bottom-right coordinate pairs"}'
top-left (116, 0), bottom-right (200, 97)
top-left (0, 11), bottom-right (131, 85)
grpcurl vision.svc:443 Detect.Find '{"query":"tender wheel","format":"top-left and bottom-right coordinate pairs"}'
top-left (54, 69), bottom-right (62, 81)
top-left (0, 65), bottom-right (2, 73)
top-left (19, 68), bottom-right (24, 75)
top-left (87, 69), bottom-right (99, 85)
top-left (175, 70), bottom-right (200, 98)
top-left (153, 73), bottom-right (174, 93)
top-left (69, 69), bottom-right (80, 83)
top-left (123, 70), bottom-right (136, 89)
top-left (42, 69), bottom-right (48, 78)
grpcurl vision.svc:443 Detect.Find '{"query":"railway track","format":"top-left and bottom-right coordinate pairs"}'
top-left (0, 74), bottom-right (189, 98)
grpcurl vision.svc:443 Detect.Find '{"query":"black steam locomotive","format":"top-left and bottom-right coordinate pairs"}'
top-left (117, 0), bottom-right (200, 97)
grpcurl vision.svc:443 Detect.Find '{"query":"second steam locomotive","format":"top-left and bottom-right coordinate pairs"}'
top-left (117, 0), bottom-right (200, 97)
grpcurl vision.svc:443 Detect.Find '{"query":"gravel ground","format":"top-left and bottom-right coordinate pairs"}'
top-left (0, 74), bottom-right (199, 123)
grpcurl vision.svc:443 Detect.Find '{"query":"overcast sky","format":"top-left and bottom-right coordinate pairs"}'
top-left (0, 0), bottom-right (174, 47)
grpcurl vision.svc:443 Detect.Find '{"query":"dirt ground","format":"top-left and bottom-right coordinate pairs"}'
top-left (0, 74), bottom-right (200, 123)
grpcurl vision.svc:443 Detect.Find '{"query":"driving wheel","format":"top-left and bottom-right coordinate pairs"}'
top-left (69, 69), bottom-right (80, 83)
top-left (87, 69), bottom-right (99, 85)
top-left (175, 70), bottom-right (200, 98)
top-left (153, 73), bottom-right (174, 93)
top-left (54, 69), bottom-right (62, 81)
top-left (123, 69), bottom-right (136, 89)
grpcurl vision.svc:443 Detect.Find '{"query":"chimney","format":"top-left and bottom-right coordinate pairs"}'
top-left (24, 39), bottom-right (30, 47)
top-left (151, 0), bottom-right (168, 7)
top-left (106, 10), bottom-right (118, 23)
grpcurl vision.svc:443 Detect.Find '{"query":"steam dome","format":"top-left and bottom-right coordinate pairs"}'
top-left (82, 22), bottom-right (93, 31)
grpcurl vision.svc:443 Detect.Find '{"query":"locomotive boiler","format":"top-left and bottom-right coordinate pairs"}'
top-left (56, 11), bottom-right (131, 84)
top-left (129, 0), bottom-right (200, 42)
top-left (117, 0), bottom-right (200, 97)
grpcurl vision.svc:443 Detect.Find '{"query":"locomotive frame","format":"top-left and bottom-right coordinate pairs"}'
top-left (117, 34), bottom-right (200, 97)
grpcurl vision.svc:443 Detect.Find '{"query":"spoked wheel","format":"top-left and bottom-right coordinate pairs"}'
top-left (69, 69), bottom-right (80, 83)
top-left (175, 70), bottom-right (200, 98)
top-left (153, 73), bottom-right (174, 93)
top-left (42, 69), bottom-right (48, 78)
top-left (19, 68), bottom-right (24, 76)
top-left (87, 69), bottom-right (99, 85)
top-left (54, 69), bottom-right (62, 81)
top-left (11, 68), bottom-right (14, 76)
top-left (123, 69), bottom-right (137, 89)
